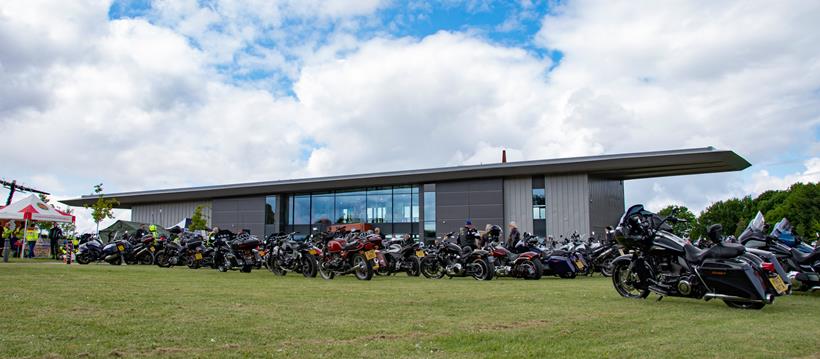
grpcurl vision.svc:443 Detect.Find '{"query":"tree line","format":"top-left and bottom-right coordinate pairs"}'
top-left (657, 182), bottom-right (819, 242)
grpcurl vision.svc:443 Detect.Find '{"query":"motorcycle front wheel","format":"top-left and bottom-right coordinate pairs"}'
top-left (240, 265), bottom-right (253, 273)
top-left (420, 257), bottom-right (445, 279)
top-left (352, 254), bottom-right (373, 281)
top-left (138, 252), bottom-right (154, 265)
top-left (155, 251), bottom-right (171, 268)
top-left (268, 256), bottom-right (286, 276)
top-left (75, 253), bottom-right (91, 265)
top-left (600, 257), bottom-right (615, 277)
top-left (612, 260), bottom-right (649, 299)
top-left (301, 255), bottom-right (318, 278)
top-left (406, 256), bottom-right (421, 277)
top-left (318, 261), bottom-right (335, 280)
top-left (217, 256), bottom-right (230, 272)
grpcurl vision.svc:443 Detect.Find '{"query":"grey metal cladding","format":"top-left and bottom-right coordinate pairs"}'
top-left (468, 191), bottom-right (502, 205)
top-left (437, 206), bottom-right (469, 220)
top-left (545, 174), bottom-right (590, 238)
top-left (588, 177), bottom-right (625, 238)
top-left (435, 179), bottom-right (503, 237)
top-left (469, 205), bottom-right (503, 219)
top-left (437, 192), bottom-right (468, 204)
top-left (503, 177), bottom-right (533, 234)
top-left (212, 196), bottom-right (265, 235)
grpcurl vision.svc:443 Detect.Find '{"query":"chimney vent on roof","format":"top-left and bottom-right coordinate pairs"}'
top-left (502, 149), bottom-right (507, 163)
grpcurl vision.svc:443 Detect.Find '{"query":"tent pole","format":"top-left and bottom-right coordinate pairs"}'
top-left (21, 218), bottom-right (28, 259)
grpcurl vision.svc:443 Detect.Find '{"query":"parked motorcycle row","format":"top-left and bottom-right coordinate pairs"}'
top-left (74, 205), bottom-right (819, 310)
top-left (610, 205), bottom-right (819, 310)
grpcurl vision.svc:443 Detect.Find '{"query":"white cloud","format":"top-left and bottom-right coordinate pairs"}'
top-left (1, 0), bottom-right (819, 231)
top-left (745, 158), bottom-right (820, 196)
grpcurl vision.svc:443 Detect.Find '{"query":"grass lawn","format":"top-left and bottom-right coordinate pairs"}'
top-left (0, 263), bottom-right (818, 358)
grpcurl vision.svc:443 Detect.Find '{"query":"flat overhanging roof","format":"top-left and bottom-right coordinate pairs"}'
top-left (62, 147), bottom-right (750, 208)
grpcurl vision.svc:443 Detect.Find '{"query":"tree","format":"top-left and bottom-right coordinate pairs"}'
top-left (83, 183), bottom-right (119, 235)
top-left (697, 196), bottom-right (756, 238)
top-left (763, 183), bottom-right (820, 241)
top-left (657, 205), bottom-right (698, 238)
top-left (190, 205), bottom-right (208, 231)
top-left (56, 206), bottom-right (77, 239)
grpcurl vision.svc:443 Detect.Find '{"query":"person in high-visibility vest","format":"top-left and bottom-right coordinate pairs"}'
top-left (25, 226), bottom-right (39, 258)
top-left (149, 224), bottom-right (159, 239)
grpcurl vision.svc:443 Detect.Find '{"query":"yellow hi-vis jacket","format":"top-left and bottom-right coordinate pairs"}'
top-left (25, 229), bottom-right (39, 242)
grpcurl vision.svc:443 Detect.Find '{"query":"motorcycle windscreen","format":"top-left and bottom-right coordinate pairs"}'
top-left (698, 261), bottom-right (767, 301)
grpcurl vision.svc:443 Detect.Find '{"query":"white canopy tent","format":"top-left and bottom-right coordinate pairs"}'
top-left (0, 194), bottom-right (74, 258)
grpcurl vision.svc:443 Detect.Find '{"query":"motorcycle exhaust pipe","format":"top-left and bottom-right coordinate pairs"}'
top-left (810, 286), bottom-right (820, 292)
top-left (703, 293), bottom-right (766, 304)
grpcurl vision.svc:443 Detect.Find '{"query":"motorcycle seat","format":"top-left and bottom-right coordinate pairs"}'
top-left (790, 247), bottom-right (820, 265)
top-left (342, 241), bottom-right (360, 250)
top-left (684, 242), bottom-right (745, 264)
top-left (550, 249), bottom-right (570, 257)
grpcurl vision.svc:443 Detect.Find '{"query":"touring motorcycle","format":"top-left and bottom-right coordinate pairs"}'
top-left (419, 232), bottom-right (494, 281)
top-left (265, 232), bottom-right (319, 277)
top-left (611, 205), bottom-right (787, 309)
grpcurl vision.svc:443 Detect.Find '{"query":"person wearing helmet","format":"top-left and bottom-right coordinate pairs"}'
top-left (149, 224), bottom-right (159, 240)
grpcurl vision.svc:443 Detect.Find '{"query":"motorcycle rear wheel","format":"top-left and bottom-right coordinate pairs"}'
top-left (612, 260), bottom-right (649, 299)
top-left (301, 255), bottom-right (318, 278)
top-left (420, 257), bottom-right (445, 279)
top-left (217, 257), bottom-right (230, 272)
top-left (521, 259), bottom-right (543, 280)
top-left (268, 257), bottom-right (286, 276)
top-left (723, 300), bottom-right (765, 310)
top-left (352, 254), bottom-right (373, 281)
top-left (138, 252), bottom-right (154, 265)
top-left (600, 257), bottom-right (614, 277)
top-left (471, 258), bottom-right (494, 281)
top-left (240, 265), bottom-right (253, 273)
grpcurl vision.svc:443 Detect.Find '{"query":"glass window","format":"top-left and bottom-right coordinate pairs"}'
top-left (265, 196), bottom-right (277, 225)
top-left (311, 193), bottom-right (334, 225)
top-left (533, 207), bottom-right (546, 220)
top-left (533, 188), bottom-right (545, 206)
top-left (335, 190), bottom-right (366, 224)
top-left (293, 194), bottom-right (311, 225)
top-left (393, 193), bottom-right (412, 223)
top-left (423, 191), bottom-right (435, 221)
top-left (367, 187), bottom-right (392, 223)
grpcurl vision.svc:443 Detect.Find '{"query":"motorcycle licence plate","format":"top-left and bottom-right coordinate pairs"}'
top-left (415, 250), bottom-right (425, 258)
top-left (258, 250), bottom-right (266, 257)
top-left (365, 250), bottom-right (376, 260)
top-left (194, 253), bottom-right (203, 260)
top-left (308, 249), bottom-right (318, 255)
top-left (769, 275), bottom-right (788, 294)
top-left (574, 259), bottom-right (585, 270)
top-left (149, 246), bottom-right (155, 252)
top-left (117, 244), bottom-right (125, 252)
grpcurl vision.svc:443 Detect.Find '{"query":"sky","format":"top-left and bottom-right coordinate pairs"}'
top-left (1, 0), bottom-right (818, 233)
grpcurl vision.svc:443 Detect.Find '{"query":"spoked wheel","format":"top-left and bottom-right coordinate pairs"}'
top-left (520, 259), bottom-right (543, 280)
top-left (420, 257), bottom-right (445, 279)
top-left (723, 300), bottom-right (765, 310)
top-left (406, 256), bottom-right (421, 277)
top-left (217, 257), bottom-right (230, 272)
top-left (352, 254), bottom-right (373, 281)
top-left (470, 258), bottom-right (494, 281)
top-left (319, 261), bottom-right (335, 280)
top-left (612, 260), bottom-right (649, 299)
top-left (301, 255), bottom-right (318, 278)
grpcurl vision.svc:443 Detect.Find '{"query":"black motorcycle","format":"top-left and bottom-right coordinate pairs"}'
top-left (419, 232), bottom-right (494, 281)
top-left (375, 235), bottom-right (423, 276)
top-left (739, 213), bottom-right (820, 292)
top-left (154, 236), bottom-right (184, 268)
top-left (586, 227), bottom-right (622, 277)
top-left (611, 205), bottom-right (786, 309)
top-left (265, 232), bottom-right (319, 277)
top-left (214, 231), bottom-right (259, 273)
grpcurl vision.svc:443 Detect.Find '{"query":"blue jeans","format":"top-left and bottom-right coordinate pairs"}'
top-left (27, 241), bottom-right (36, 258)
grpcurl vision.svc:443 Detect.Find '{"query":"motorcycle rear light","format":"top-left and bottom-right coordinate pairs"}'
top-left (761, 262), bottom-right (775, 273)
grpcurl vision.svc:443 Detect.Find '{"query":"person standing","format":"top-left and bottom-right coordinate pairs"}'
top-left (48, 223), bottom-right (63, 259)
top-left (25, 225), bottom-right (39, 258)
top-left (507, 222), bottom-right (521, 248)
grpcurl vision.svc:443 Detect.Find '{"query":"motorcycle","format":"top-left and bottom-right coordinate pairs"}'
top-left (316, 230), bottom-right (379, 280)
top-left (770, 217), bottom-right (816, 254)
top-left (125, 234), bottom-right (156, 265)
top-left (100, 238), bottom-right (133, 265)
top-left (611, 204), bottom-right (786, 309)
top-left (740, 212), bottom-right (820, 292)
top-left (586, 227), bottom-right (622, 277)
top-left (375, 234), bottom-right (424, 276)
top-left (154, 236), bottom-right (184, 268)
top-left (214, 231), bottom-right (260, 273)
top-left (486, 240), bottom-right (542, 279)
top-left (265, 232), bottom-right (319, 277)
top-left (522, 234), bottom-right (578, 278)
top-left (419, 232), bottom-right (494, 281)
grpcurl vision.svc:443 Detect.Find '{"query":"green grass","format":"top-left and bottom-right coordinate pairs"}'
top-left (0, 263), bottom-right (818, 359)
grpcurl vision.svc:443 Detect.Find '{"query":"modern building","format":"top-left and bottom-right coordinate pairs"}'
top-left (63, 147), bottom-right (750, 241)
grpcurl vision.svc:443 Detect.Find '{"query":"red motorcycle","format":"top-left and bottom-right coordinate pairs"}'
top-left (486, 242), bottom-right (543, 279)
top-left (317, 231), bottom-right (379, 280)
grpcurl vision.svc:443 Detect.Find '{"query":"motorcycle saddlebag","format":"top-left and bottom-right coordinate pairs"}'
top-left (699, 260), bottom-right (767, 300)
top-left (545, 256), bottom-right (575, 274)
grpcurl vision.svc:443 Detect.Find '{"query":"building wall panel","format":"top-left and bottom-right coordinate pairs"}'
top-left (131, 201), bottom-right (212, 228)
top-left (503, 177), bottom-right (533, 234)
top-left (212, 196), bottom-right (265, 236)
top-left (436, 179), bottom-right (503, 236)
top-left (588, 177), bottom-right (625, 238)
top-left (545, 174), bottom-right (590, 239)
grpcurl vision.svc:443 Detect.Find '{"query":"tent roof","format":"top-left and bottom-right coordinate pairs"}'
top-left (0, 194), bottom-right (74, 223)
